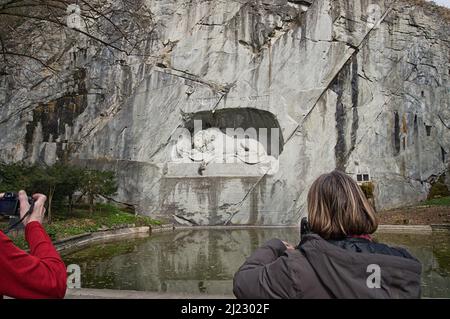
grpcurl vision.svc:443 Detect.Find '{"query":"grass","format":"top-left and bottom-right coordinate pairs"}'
top-left (420, 196), bottom-right (450, 207)
top-left (1, 203), bottom-right (161, 250)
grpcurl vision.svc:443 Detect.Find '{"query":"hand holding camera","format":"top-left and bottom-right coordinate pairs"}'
top-left (282, 241), bottom-right (295, 250)
top-left (0, 190), bottom-right (47, 226)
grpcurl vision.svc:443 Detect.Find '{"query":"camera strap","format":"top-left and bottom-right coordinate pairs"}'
top-left (2, 202), bottom-right (35, 235)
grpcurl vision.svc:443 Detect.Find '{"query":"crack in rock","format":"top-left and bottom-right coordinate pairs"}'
top-left (173, 214), bottom-right (199, 226)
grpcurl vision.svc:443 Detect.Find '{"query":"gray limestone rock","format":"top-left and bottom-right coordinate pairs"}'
top-left (0, 0), bottom-right (449, 225)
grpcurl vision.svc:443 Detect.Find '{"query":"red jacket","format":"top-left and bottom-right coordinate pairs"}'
top-left (0, 221), bottom-right (67, 299)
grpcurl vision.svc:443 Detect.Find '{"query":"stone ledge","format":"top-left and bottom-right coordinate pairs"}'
top-left (54, 233), bottom-right (91, 244)
top-left (173, 225), bottom-right (298, 230)
top-left (151, 223), bottom-right (175, 233)
top-left (376, 225), bottom-right (433, 234)
top-left (65, 288), bottom-right (234, 299)
top-left (55, 226), bottom-right (151, 253)
top-left (430, 224), bottom-right (450, 231)
top-left (164, 162), bottom-right (264, 178)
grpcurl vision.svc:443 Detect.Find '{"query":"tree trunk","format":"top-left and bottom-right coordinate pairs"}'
top-left (47, 186), bottom-right (55, 224)
top-left (89, 194), bottom-right (94, 215)
top-left (68, 194), bottom-right (73, 215)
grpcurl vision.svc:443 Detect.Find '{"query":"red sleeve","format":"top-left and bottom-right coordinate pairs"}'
top-left (0, 221), bottom-right (67, 299)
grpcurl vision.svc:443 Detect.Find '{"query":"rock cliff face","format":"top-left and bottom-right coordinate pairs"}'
top-left (0, 0), bottom-right (449, 225)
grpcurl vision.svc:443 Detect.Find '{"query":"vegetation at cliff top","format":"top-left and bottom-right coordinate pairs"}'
top-left (405, 0), bottom-right (450, 20)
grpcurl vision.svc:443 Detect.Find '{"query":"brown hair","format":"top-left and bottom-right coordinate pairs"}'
top-left (307, 170), bottom-right (378, 239)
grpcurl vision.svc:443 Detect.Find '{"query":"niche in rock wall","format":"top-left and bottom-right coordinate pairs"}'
top-left (425, 125), bottom-right (432, 137)
top-left (442, 147), bottom-right (447, 164)
top-left (393, 111), bottom-right (401, 156)
top-left (183, 108), bottom-right (283, 156)
top-left (352, 168), bottom-right (375, 208)
top-left (356, 173), bottom-right (370, 182)
top-left (169, 108), bottom-right (283, 176)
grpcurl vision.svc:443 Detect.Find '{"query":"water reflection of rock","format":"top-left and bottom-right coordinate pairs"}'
top-left (65, 229), bottom-right (297, 294)
top-left (375, 232), bottom-right (450, 298)
top-left (136, 229), bottom-right (298, 294)
top-left (64, 229), bottom-right (450, 297)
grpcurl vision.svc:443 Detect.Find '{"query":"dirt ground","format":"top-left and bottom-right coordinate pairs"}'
top-left (378, 205), bottom-right (450, 225)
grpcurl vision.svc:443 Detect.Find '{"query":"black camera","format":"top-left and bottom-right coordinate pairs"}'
top-left (0, 192), bottom-right (33, 217)
top-left (298, 217), bottom-right (312, 246)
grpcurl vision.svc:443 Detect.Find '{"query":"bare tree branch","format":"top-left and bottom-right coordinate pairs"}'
top-left (0, 11), bottom-right (131, 55)
top-left (2, 50), bottom-right (57, 72)
top-left (79, 0), bottom-right (132, 47)
top-left (0, 34), bottom-right (8, 65)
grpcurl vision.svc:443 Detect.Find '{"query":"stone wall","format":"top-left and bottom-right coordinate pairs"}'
top-left (0, 0), bottom-right (449, 225)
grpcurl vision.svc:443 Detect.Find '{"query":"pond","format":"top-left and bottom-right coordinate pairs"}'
top-left (62, 228), bottom-right (450, 298)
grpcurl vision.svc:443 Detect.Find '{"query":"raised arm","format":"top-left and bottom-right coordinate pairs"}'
top-left (0, 191), bottom-right (66, 299)
top-left (233, 238), bottom-right (298, 299)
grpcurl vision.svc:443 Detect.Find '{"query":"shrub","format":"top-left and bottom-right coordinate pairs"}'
top-left (428, 174), bottom-right (450, 199)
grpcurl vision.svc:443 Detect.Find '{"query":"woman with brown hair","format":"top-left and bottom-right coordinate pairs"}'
top-left (233, 170), bottom-right (422, 299)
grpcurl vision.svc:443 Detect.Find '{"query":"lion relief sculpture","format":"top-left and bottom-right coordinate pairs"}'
top-left (171, 128), bottom-right (279, 175)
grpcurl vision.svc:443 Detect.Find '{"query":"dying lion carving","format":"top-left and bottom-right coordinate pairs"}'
top-left (172, 128), bottom-right (278, 175)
